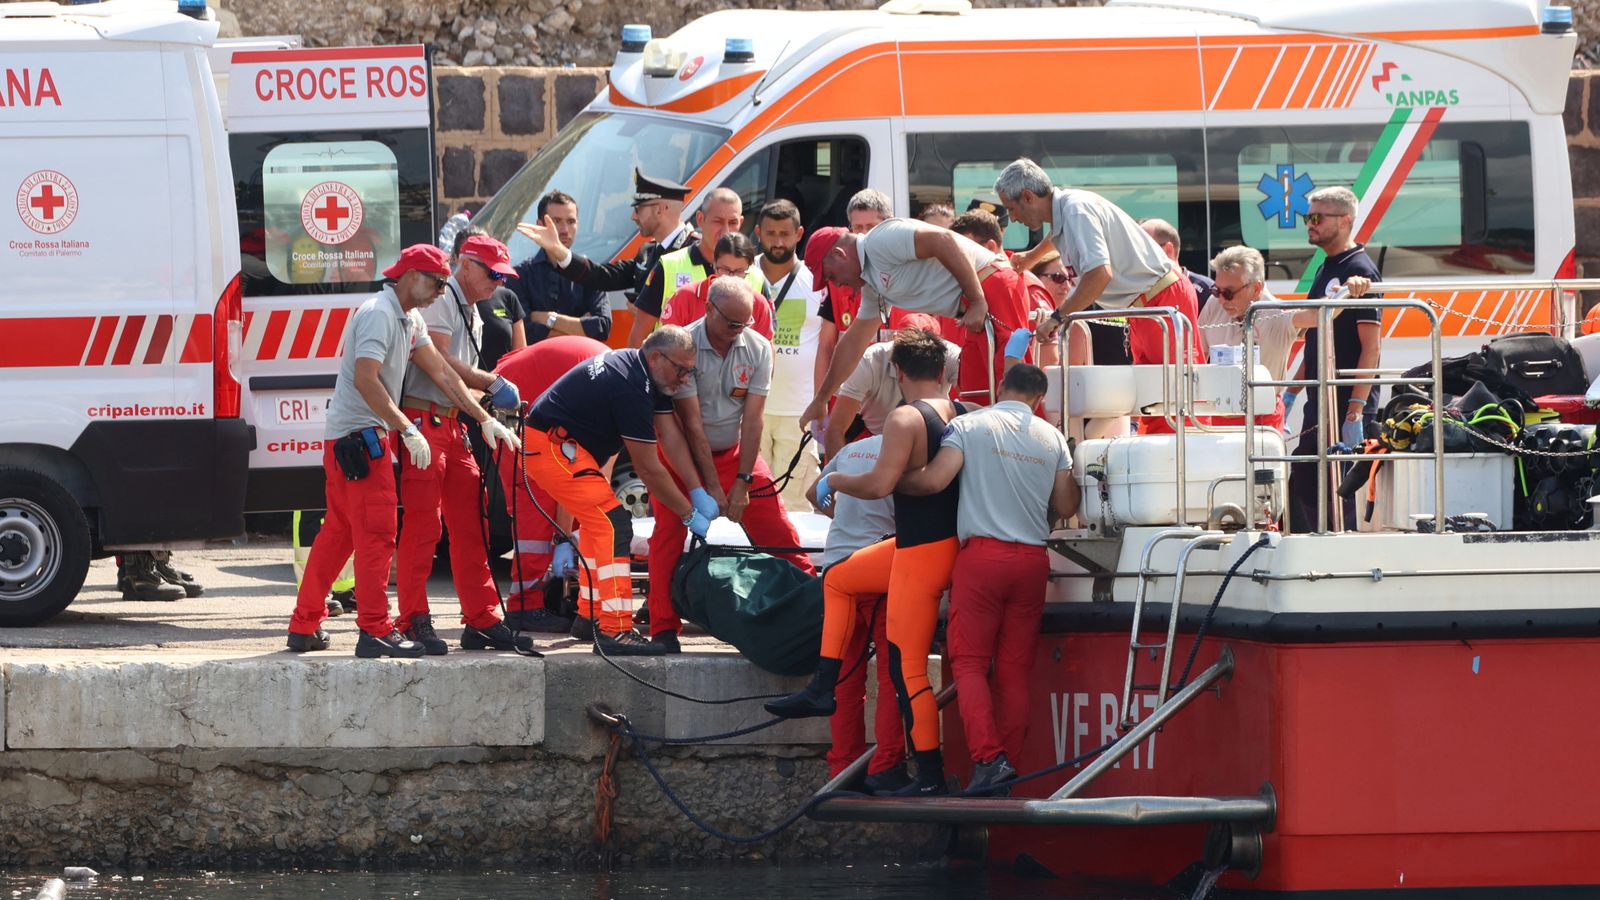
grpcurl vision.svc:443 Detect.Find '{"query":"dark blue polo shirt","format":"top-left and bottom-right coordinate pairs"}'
top-left (527, 349), bottom-right (673, 462)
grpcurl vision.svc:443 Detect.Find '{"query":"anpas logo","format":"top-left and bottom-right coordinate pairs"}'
top-left (1370, 61), bottom-right (1459, 108)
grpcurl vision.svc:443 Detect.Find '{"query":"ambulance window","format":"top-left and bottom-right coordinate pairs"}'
top-left (906, 130), bottom-right (1205, 262)
top-left (1209, 121), bottom-right (1534, 282)
top-left (231, 129), bottom-right (433, 297)
top-left (722, 136), bottom-right (870, 243)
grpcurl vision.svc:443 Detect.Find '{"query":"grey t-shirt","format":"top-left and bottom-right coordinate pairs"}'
top-left (325, 286), bottom-right (432, 439)
top-left (856, 218), bottom-right (997, 321)
top-left (943, 400), bottom-right (1072, 544)
top-left (671, 319), bottom-right (773, 452)
top-left (402, 276), bottom-right (482, 407)
top-left (836, 339), bottom-right (961, 434)
top-left (819, 434), bottom-right (895, 568)
top-left (1048, 188), bottom-right (1172, 309)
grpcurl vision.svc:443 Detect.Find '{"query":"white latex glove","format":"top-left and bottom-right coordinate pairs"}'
top-left (400, 425), bottom-right (431, 470)
top-left (481, 418), bottom-right (522, 451)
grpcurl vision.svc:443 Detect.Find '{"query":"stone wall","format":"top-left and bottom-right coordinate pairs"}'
top-left (1565, 70), bottom-right (1600, 282)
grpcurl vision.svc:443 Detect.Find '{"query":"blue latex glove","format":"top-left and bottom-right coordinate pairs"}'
top-left (815, 473), bottom-right (836, 511)
top-left (688, 486), bottom-right (720, 521)
top-left (550, 541), bottom-right (576, 579)
top-left (686, 509), bottom-right (712, 539)
top-left (1341, 418), bottom-right (1365, 449)
top-left (487, 375), bottom-right (520, 410)
top-left (1003, 327), bottom-right (1033, 360)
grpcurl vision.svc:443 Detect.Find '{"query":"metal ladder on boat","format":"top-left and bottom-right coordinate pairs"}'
top-left (1118, 528), bottom-right (1233, 729)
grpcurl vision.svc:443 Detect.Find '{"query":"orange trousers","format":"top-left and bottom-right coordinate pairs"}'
top-left (519, 428), bottom-right (633, 635)
top-left (821, 536), bottom-right (960, 754)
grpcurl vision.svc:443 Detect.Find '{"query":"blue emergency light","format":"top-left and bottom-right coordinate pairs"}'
top-left (621, 24), bottom-right (652, 53)
top-left (1543, 5), bottom-right (1573, 33)
top-left (724, 37), bottom-right (755, 63)
top-left (177, 0), bottom-right (207, 18)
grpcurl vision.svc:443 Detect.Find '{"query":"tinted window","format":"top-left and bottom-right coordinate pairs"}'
top-left (721, 136), bottom-right (870, 244)
top-left (231, 128), bottom-right (432, 298)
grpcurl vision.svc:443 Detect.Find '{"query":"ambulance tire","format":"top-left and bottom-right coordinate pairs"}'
top-left (0, 468), bottom-right (92, 627)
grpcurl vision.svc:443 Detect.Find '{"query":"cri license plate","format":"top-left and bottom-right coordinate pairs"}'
top-left (269, 394), bottom-right (330, 426)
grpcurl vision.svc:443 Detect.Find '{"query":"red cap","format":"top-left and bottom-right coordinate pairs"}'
top-left (804, 226), bottom-right (848, 288)
top-left (898, 312), bottom-right (942, 336)
top-left (458, 234), bottom-right (519, 277)
top-left (382, 243), bottom-right (451, 280)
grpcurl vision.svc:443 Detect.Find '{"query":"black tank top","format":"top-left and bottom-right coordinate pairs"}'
top-left (893, 400), bottom-right (961, 548)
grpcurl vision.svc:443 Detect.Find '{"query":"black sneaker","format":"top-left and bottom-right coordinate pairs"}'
top-left (964, 753), bottom-right (1017, 797)
top-left (152, 552), bottom-right (203, 598)
top-left (863, 766), bottom-right (913, 795)
top-left (595, 630), bottom-right (665, 656)
top-left (633, 605), bottom-right (650, 626)
top-left (325, 599), bottom-right (344, 618)
top-left (461, 621), bottom-right (534, 652)
top-left (332, 589), bottom-right (357, 612)
top-left (355, 629), bottom-right (425, 659)
top-left (120, 552), bottom-right (185, 601)
top-left (401, 614), bottom-right (448, 656)
top-left (651, 631), bottom-right (681, 654)
top-left (569, 616), bottom-right (595, 642)
top-left (286, 629), bottom-right (331, 652)
top-left (505, 608), bottom-right (573, 634)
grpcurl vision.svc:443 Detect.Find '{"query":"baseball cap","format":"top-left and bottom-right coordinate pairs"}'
top-left (459, 235), bottom-right (519, 277)
top-left (803, 226), bottom-right (848, 288)
top-left (897, 312), bottom-right (942, 336)
top-left (382, 243), bottom-right (451, 280)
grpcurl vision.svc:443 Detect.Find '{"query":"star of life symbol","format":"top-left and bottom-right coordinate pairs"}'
top-left (300, 181), bottom-right (364, 245)
top-left (1257, 164), bottom-right (1314, 229)
top-left (16, 170), bottom-right (79, 235)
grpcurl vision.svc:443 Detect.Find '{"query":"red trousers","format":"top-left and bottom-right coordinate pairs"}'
top-left (396, 410), bottom-right (502, 630)
top-left (947, 537), bottom-right (1049, 764)
top-left (827, 591), bottom-right (907, 777)
top-left (289, 436), bottom-right (399, 638)
top-left (647, 445), bottom-right (814, 637)
top-left (956, 268), bottom-right (1032, 407)
top-left (521, 428), bottom-right (632, 635)
top-left (497, 450), bottom-right (559, 613)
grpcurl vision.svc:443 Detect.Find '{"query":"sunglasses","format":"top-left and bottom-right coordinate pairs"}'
top-left (419, 272), bottom-right (448, 290)
top-left (709, 299), bottom-right (754, 330)
top-left (1304, 212), bottom-right (1350, 226)
top-left (1041, 271), bottom-right (1071, 285)
top-left (472, 259), bottom-right (507, 282)
top-left (1215, 284), bottom-right (1258, 301)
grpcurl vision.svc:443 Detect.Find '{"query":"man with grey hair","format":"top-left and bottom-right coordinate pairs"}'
top-left (1285, 185), bottom-right (1381, 533)
top-left (1201, 245), bottom-right (1370, 430)
top-left (994, 159), bottom-right (1202, 431)
top-left (646, 277), bottom-right (815, 653)
top-left (1140, 217), bottom-right (1215, 312)
top-left (628, 186), bottom-right (754, 347)
top-left (846, 188), bottom-right (892, 234)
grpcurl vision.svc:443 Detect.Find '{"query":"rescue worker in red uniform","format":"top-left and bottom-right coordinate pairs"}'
top-left (768, 327), bottom-right (965, 796)
top-left (394, 236), bottom-right (531, 655)
top-left (490, 335), bottom-right (611, 632)
top-left (898, 364), bottom-right (1079, 794)
top-left (286, 244), bottom-right (521, 658)
top-left (522, 325), bottom-right (712, 655)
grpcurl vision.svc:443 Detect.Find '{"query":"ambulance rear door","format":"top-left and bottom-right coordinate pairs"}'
top-left (222, 45), bottom-right (435, 512)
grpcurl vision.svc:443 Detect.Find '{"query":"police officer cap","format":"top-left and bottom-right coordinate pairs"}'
top-left (966, 196), bottom-right (1010, 231)
top-left (633, 167), bottom-right (690, 207)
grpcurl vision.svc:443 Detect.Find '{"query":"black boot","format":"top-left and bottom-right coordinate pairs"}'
top-left (882, 749), bottom-right (948, 797)
top-left (120, 552), bottom-right (185, 601)
top-left (152, 551), bottom-right (203, 598)
top-left (763, 658), bottom-right (842, 719)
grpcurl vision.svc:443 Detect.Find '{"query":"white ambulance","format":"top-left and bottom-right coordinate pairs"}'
top-left (0, 0), bottom-right (433, 625)
top-left (474, 0), bottom-right (1579, 362)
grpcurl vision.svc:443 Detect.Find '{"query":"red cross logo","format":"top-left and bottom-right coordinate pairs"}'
top-left (299, 181), bottom-right (364, 245)
top-left (16, 170), bottom-right (80, 235)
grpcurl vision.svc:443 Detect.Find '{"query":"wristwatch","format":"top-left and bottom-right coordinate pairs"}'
top-left (545, 311), bottom-right (558, 329)
top-left (1048, 308), bottom-right (1066, 325)
top-left (736, 472), bottom-right (754, 484)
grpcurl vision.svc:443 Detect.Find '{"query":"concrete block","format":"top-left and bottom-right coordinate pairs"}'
top-left (3, 656), bottom-right (544, 750)
top-left (660, 653), bottom-right (829, 747)
top-left (436, 74), bottom-right (486, 132)
top-left (441, 146), bottom-right (476, 201)
top-left (1567, 74), bottom-right (1586, 136)
top-left (1577, 206), bottom-right (1600, 259)
top-left (554, 72), bottom-right (601, 129)
top-left (478, 148), bottom-right (528, 196)
top-left (540, 651), bottom-right (667, 758)
top-left (1570, 144), bottom-right (1600, 203)
top-left (498, 74), bottom-right (547, 136)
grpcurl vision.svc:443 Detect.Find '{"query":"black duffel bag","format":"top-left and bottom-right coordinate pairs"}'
top-left (1480, 333), bottom-right (1590, 398)
top-left (670, 541), bottom-right (822, 677)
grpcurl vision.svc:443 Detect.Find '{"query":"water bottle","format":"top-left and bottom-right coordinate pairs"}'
top-left (437, 209), bottom-right (473, 252)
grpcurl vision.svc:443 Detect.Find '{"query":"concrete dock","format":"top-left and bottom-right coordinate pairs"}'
top-left (0, 544), bottom-right (940, 868)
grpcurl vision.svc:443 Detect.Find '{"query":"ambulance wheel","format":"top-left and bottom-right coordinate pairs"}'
top-left (611, 462), bottom-right (651, 520)
top-left (0, 469), bottom-right (91, 626)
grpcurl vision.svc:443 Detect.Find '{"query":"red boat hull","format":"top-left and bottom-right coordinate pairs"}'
top-left (942, 629), bottom-right (1600, 893)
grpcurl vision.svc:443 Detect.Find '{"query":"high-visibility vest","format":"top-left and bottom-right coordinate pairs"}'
top-left (657, 246), bottom-right (766, 302)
